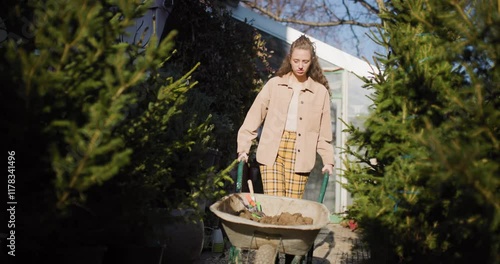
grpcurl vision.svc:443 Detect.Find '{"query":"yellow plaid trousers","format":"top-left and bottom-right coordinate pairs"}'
top-left (259, 131), bottom-right (310, 198)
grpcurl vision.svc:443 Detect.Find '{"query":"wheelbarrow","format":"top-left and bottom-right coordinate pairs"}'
top-left (209, 161), bottom-right (330, 263)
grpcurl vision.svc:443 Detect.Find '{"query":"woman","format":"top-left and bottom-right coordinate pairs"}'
top-left (237, 35), bottom-right (334, 199)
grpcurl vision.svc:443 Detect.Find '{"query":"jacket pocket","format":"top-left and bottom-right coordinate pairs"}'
top-left (302, 103), bottom-right (322, 132)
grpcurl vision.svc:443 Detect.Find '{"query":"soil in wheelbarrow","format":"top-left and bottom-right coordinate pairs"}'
top-left (237, 210), bottom-right (313, 225)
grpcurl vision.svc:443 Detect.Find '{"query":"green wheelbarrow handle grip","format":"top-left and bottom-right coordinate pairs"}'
top-left (318, 173), bottom-right (329, 203)
top-left (236, 160), bottom-right (245, 193)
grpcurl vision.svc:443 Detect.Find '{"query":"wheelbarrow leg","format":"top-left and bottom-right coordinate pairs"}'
top-left (305, 246), bottom-right (313, 263)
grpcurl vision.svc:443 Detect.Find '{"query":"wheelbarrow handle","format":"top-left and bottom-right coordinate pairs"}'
top-left (307, 172), bottom-right (329, 264)
top-left (317, 173), bottom-right (329, 203)
top-left (236, 160), bottom-right (245, 193)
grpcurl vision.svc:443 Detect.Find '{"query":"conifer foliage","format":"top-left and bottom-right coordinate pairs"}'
top-left (5, 0), bottom-right (210, 211)
top-left (2, 0), bottom-right (235, 250)
top-left (343, 1), bottom-right (499, 263)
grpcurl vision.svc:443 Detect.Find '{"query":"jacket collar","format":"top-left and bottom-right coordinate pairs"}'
top-left (277, 73), bottom-right (316, 93)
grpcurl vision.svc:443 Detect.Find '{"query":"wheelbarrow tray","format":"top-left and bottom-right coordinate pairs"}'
top-left (209, 193), bottom-right (330, 256)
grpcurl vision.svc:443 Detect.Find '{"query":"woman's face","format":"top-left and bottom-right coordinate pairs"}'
top-left (290, 48), bottom-right (312, 80)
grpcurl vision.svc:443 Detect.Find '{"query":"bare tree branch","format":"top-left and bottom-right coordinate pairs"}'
top-left (353, 0), bottom-right (380, 14)
top-left (241, 0), bottom-right (382, 28)
top-left (238, 0), bottom-right (385, 59)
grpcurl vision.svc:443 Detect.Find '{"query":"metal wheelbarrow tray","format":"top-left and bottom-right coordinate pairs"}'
top-left (209, 192), bottom-right (330, 256)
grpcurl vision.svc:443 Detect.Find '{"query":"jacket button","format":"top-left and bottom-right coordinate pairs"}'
top-left (299, 117), bottom-right (303, 120)
top-left (298, 133), bottom-right (301, 136)
top-left (301, 101), bottom-right (304, 104)
top-left (297, 149), bottom-right (301, 152)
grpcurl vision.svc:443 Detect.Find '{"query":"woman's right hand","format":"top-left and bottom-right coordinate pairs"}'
top-left (238, 152), bottom-right (248, 163)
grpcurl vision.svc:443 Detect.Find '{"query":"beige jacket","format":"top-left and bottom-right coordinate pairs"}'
top-left (237, 74), bottom-right (334, 173)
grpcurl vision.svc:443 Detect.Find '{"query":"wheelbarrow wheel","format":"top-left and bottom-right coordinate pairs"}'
top-left (254, 244), bottom-right (278, 264)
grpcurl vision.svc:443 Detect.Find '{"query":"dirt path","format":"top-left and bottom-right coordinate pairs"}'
top-left (312, 223), bottom-right (370, 264)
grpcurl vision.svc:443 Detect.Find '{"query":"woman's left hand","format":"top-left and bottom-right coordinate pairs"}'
top-left (322, 164), bottom-right (334, 175)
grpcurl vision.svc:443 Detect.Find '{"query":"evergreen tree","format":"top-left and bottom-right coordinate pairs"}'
top-left (4, 0), bottom-right (180, 211)
top-left (343, 1), bottom-right (499, 263)
top-left (1, 0), bottom-right (234, 256)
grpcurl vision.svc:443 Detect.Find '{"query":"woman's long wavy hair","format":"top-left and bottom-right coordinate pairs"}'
top-left (275, 35), bottom-right (330, 91)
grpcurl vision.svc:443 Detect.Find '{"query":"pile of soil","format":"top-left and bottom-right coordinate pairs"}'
top-left (237, 210), bottom-right (313, 225)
